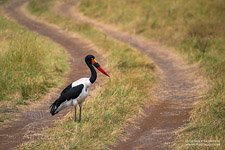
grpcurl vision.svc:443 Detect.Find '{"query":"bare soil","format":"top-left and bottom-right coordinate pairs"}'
top-left (0, 0), bottom-right (101, 149)
top-left (57, 1), bottom-right (206, 150)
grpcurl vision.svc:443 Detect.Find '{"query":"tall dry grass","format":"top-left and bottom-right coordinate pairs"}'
top-left (0, 16), bottom-right (69, 122)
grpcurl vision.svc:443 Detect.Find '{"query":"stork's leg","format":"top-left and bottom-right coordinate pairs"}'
top-left (79, 105), bottom-right (82, 122)
top-left (74, 105), bottom-right (77, 122)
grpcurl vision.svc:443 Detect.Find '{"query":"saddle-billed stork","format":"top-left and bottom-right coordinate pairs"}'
top-left (50, 55), bottom-right (110, 122)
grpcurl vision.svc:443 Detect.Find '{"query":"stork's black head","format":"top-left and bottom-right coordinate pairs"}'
top-left (85, 55), bottom-right (95, 64)
top-left (85, 54), bottom-right (110, 77)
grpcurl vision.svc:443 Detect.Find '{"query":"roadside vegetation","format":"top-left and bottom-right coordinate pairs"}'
top-left (79, 0), bottom-right (225, 149)
top-left (21, 0), bottom-right (155, 149)
top-left (0, 9), bottom-right (69, 123)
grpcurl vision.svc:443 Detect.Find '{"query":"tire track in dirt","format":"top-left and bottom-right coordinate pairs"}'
top-left (0, 0), bottom-right (100, 149)
top-left (57, 1), bottom-right (206, 150)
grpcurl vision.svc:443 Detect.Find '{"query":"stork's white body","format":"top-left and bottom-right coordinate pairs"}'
top-left (56, 78), bottom-right (92, 113)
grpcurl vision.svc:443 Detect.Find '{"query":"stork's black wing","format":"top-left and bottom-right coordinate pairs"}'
top-left (50, 84), bottom-right (84, 115)
top-left (59, 84), bottom-right (84, 103)
top-left (60, 83), bottom-right (72, 95)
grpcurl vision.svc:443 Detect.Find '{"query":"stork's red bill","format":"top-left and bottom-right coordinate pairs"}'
top-left (92, 58), bottom-right (110, 77)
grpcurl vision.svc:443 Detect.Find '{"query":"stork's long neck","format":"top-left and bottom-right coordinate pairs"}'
top-left (86, 61), bottom-right (97, 84)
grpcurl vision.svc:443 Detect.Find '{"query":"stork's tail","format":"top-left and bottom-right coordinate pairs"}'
top-left (49, 100), bottom-right (59, 116)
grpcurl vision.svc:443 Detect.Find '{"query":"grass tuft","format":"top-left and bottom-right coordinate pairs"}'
top-left (0, 16), bottom-right (69, 123)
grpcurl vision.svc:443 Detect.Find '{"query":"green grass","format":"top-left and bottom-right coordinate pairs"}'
top-left (21, 0), bottom-right (155, 149)
top-left (0, 15), bottom-right (69, 123)
top-left (79, 0), bottom-right (225, 149)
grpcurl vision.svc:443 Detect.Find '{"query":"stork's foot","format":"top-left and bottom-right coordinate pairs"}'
top-left (74, 105), bottom-right (82, 122)
top-left (74, 116), bottom-right (77, 122)
top-left (79, 105), bottom-right (82, 122)
top-left (78, 117), bottom-right (81, 122)
top-left (74, 106), bottom-right (77, 122)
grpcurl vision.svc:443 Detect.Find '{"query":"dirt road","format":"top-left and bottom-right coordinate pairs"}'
top-left (0, 0), bottom-right (100, 149)
top-left (57, 1), bottom-right (205, 150)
